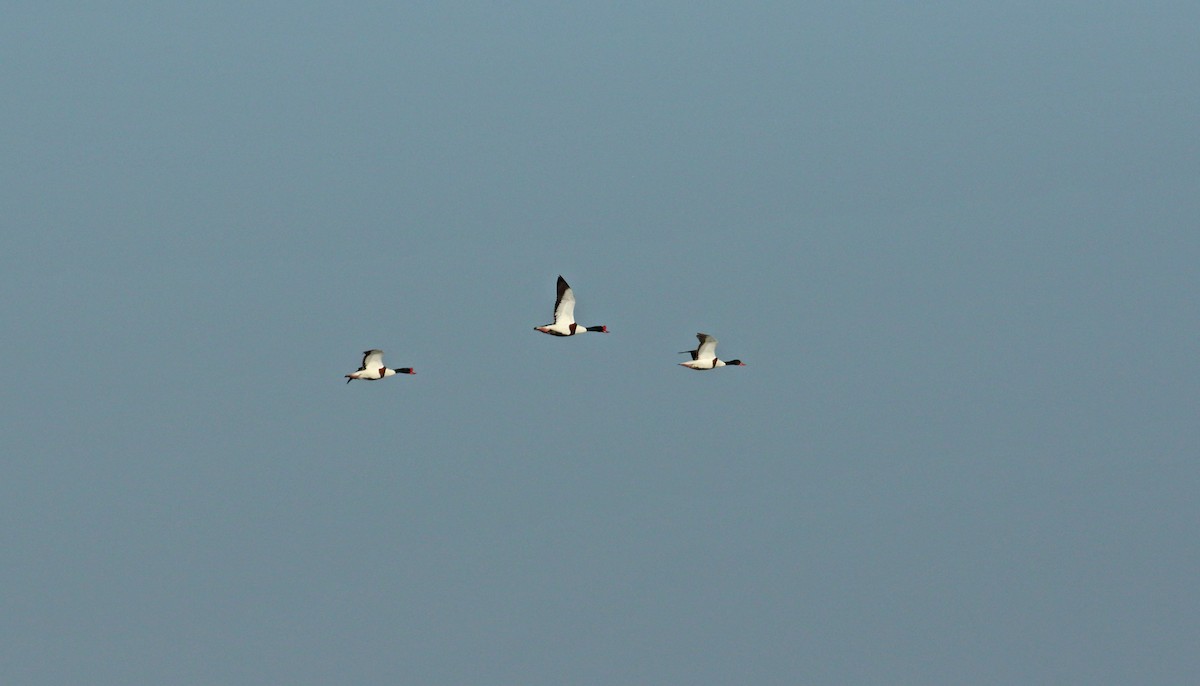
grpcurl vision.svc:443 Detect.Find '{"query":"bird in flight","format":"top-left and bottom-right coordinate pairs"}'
top-left (533, 275), bottom-right (609, 336)
top-left (345, 349), bottom-right (415, 383)
top-left (678, 333), bottom-right (745, 370)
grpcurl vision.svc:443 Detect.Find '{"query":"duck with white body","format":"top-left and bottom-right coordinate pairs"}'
top-left (533, 275), bottom-right (609, 336)
top-left (344, 349), bottom-right (416, 383)
top-left (678, 333), bottom-right (745, 370)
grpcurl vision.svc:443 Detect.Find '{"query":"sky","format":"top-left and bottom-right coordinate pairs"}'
top-left (2, 2), bottom-right (1198, 684)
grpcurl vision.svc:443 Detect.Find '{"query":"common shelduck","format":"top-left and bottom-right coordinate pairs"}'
top-left (533, 275), bottom-right (609, 336)
top-left (345, 349), bottom-right (415, 383)
top-left (678, 333), bottom-right (745, 370)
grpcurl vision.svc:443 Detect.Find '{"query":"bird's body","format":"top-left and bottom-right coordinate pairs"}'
top-left (345, 349), bottom-right (415, 383)
top-left (534, 275), bottom-right (608, 336)
top-left (678, 333), bottom-right (745, 370)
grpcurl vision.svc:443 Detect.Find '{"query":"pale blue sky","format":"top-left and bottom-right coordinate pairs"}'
top-left (2, 2), bottom-right (1198, 684)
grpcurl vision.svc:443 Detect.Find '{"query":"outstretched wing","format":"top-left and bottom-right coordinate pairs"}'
top-left (694, 333), bottom-right (718, 362)
top-left (359, 349), bottom-right (385, 371)
top-left (552, 275), bottom-right (576, 325)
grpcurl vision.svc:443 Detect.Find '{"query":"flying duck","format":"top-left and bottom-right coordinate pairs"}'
top-left (345, 349), bottom-right (415, 383)
top-left (533, 275), bottom-right (609, 336)
top-left (678, 333), bottom-right (745, 370)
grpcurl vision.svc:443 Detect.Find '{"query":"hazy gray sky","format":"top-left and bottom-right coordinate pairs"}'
top-left (3, 2), bottom-right (1198, 684)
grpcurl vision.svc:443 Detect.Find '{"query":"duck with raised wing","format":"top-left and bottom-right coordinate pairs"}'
top-left (345, 349), bottom-right (415, 383)
top-left (678, 333), bottom-right (745, 370)
top-left (533, 275), bottom-right (609, 336)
